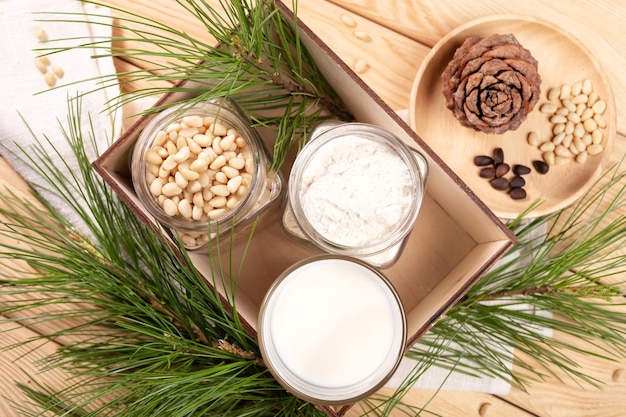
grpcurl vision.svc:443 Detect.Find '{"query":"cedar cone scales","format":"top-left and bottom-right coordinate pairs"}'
top-left (441, 33), bottom-right (541, 134)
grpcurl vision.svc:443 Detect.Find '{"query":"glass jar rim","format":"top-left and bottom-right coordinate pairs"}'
top-left (287, 122), bottom-right (426, 257)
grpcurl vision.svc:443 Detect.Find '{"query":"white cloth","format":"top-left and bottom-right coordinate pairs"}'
top-left (0, 0), bottom-right (119, 230)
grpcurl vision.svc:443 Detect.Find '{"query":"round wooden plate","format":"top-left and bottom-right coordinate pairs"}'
top-left (409, 15), bottom-right (616, 219)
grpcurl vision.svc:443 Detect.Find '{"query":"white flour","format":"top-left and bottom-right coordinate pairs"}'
top-left (299, 135), bottom-right (413, 247)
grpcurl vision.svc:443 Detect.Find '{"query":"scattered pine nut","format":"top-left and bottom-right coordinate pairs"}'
top-left (43, 71), bottom-right (56, 87)
top-left (354, 59), bottom-right (369, 74)
top-left (51, 64), bottom-right (64, 78)
top-left (353, 30), bottom-right (371, 42)
top-left (34, 26), bottom-right (47, 42)
top-left (340, 14), bottom-right (357, 28)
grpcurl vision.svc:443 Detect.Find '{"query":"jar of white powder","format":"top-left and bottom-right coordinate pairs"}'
top-left (258, 255), bottom-right (406, 405)
top-left (281, 121), bottom-right (428, 268)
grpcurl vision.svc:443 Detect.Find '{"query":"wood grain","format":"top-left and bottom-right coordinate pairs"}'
top-left (0, 1), bottom-right (624, 417)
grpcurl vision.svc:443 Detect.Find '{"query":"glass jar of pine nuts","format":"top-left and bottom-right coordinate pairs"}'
top-left (131, 99), bottom-right (283, 249)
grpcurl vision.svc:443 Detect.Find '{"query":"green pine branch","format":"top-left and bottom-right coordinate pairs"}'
top-left (35, 0), bottom-right (354, 171)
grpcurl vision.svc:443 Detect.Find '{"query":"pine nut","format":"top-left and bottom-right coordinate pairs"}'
top-left (591, 129), bottom-right (603, 144)
top-left (192, 205), bottom-right (203, 221)
top-left (573, 123), bottom-right (585, 138)
top-left (34, 26), bottom-right (48, 41)
top-left (540, 102), bottom-right (557, 114)
top-left (44, 71), bottom-right (56, 87)
top-left (547, 87), bottom-right (560, 101)
top-left (182, 115), bottom-right (203, 127)
top-left (592, 99), bottom-right (607, 114)
top-left (587, 144), bottom-right (603, 155)
top-left (228, 157), bottom-right (246, 170)
top-left (550, 115), bottom-right (567, 124)
top-left (559, 84), bottom-right (571, 99)
top-left (562, 99), bottom-right (576, 113)
top-left (34, 57), bottom-right (47, 73)
top-left (553, 123), bottom-right (565, 135)
top-left (543, 151), bottom-right (556, 165)
top-left (340, 14), bottom-right (357, 28)
top-left (354, 59), bottom-right (369, 74)
top-left (580, 107), bottom-right (594, 121)
top-left (575, 150), bottom-right (588, 164)
top-left (193, 134), bottom-right (212, 147)
top-left (527, 131), bottom-right (540, 146)
top-left (555, 156), bottom-right (570, 165)
top-left (208, 208), bottom-right (226, 220)
top-left (193, 192), bottom-right (204, 208)
top-left (593, 114), bottom-right (606, 128)
top-left (210, 184), bottom-right (230, 197)
top-left (174, 172), bottom-right (188, 189)
top-left (353, 30), bottom-right (371, 41)
top-left (552, 132), bottom-right (565, 145)
top-left (211, 122), bottom-right (228, 136)
top-left (571, 94), bottom-right (588, 105)
top-left (583, 118), bottom-right (597, 133)
top-left (145, 149), bottom-right (163, 165)
top-left (178, 199), bottom-right (192, 219)
top-left (215, 171), bottom-right (228, 184)
top-left (539, 142), bottom-right (555, 152)
top-left (567, 112), bottom-right (580, 124)
top-left (161, 156), bottom-right (177, 171)
top-left (51, 64), bottom-right (64, 78)
top-left (163, 199), bottom-right (178, 216)
top-left (209, 155), bottom-right (227, 170)
top-left (149, 178), bottom-right (163, 196)
top-left (582, 79), bottom-right (593, 95)
top-left (227, 175), bottom-right (243, 193)
top-left (162, 182), bottom-right (182, 197)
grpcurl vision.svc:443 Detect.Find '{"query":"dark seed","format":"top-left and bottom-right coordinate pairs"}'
top-left (510, 175), bottom-right (526, 188)
top-left (494, 163), bottom-right (510, 178)
top-left (509, 187), bottom-right (527, 200)
top-left (474, 155), bottom-right (494, 166)
top-left (532, 160), bottom-right (550, 174)
top-left (493, 147), bottom-right (504, 165)
top-left (479, 167), bottom-right (496, 179)
top-left (490, 177), bottom-right (509, 191)
top-left (513, 164), bottom-right (531, 176)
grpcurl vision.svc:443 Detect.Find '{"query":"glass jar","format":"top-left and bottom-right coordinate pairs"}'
top-left (281, 121), bottom-right (428, 268)
top-left (258, 255), bottom-right (406, 405)
top-left (131, 99), bottom-right (283, 249)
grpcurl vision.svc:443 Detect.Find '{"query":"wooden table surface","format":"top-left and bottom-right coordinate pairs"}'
top-left (1, 1), bottom-right (625, 416)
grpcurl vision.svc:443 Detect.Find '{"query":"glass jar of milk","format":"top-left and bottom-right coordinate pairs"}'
top-left (281, 121), bottom-right (428, 268)
top-left (258, 255), bottom-right (406, 405)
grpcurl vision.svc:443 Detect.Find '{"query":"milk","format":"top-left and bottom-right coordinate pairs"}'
top-left (260, 257), bottom-right (405, 402)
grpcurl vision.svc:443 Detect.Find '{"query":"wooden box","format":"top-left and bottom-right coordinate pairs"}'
top-left (92, 2), bottom-right (516, 415)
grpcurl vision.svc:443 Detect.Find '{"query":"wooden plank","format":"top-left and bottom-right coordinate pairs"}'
top-left (328, 0), bottom-right (626, 132)
top-left (345, 388), bottom-right (534, 417)
top-left (0, 321), bottom-right (68, 417)
top-left (501, 302), bottom-right (626, 417)
top-left (295, 0), bottom-right (430, 111)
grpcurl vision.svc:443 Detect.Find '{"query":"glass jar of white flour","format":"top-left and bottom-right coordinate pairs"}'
top-left (281, 121), bottom-right (428, 268)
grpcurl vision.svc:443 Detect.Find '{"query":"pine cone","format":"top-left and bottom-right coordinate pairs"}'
top-left (441, 33), bottom-right (541, 134)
